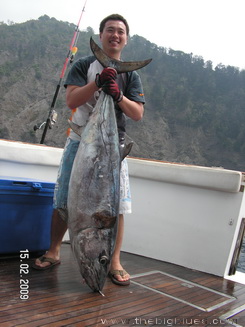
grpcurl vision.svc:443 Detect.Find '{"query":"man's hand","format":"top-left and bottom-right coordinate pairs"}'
top-left (95, 67), bottom-right (117, 88)
top-left (102, 80), bottom-right (123, 103)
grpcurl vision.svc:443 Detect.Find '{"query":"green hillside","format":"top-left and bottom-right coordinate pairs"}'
top-left (0, 16), bottom-right (244, 171)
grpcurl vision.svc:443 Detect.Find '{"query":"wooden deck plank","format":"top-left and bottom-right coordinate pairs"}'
top-left (1, 243), bottom-right (245, 327)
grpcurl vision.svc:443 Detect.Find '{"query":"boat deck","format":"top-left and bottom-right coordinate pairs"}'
top-left (1, 243), bottom-right (245, 327)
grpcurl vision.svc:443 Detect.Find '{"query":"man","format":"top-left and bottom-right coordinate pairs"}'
top-left (33, 14), bottom-right (145, 286)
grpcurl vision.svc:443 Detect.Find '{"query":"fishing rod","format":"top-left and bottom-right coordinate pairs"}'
top-left (34, 0), bottom-right (88, 144)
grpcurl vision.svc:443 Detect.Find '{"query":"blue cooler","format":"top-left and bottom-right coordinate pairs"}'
top-left (0, 177), bottom-right (55, 254)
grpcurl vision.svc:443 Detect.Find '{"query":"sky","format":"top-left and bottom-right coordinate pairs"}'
top-left (1, 0), bottom-right (245, 69)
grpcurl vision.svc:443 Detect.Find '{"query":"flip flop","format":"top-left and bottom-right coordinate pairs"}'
top-left (108, 269), bottom-right (130, 286)
top-left (32, 255), bottom-right (61, 270)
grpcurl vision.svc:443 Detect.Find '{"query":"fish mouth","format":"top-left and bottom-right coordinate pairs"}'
top-left (82, 266), bottom-right (108, 292)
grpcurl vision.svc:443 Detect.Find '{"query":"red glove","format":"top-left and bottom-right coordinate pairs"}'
top-left (102, 80), bottom-right (123, 103)
top-left (95, 67), bottom-right (117, 88)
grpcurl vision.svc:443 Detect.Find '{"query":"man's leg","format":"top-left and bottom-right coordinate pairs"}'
top-left (33, 209), bottom-right (67, 268)
top-left (109, 158), bottom-right (131, 283)
top-left (33, 138), bottom-right (79, 269)
top-left (110, 214), bottom-right (130, 282)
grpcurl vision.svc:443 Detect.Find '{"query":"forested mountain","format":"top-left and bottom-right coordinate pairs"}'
top-left (0, 16), bottom-right (245, 171)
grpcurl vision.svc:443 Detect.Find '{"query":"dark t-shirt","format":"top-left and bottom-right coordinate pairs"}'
top-left (64, 55), bottom-right (145, 142)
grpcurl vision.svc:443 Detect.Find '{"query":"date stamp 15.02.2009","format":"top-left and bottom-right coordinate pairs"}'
top-left (19, 249), bottom-right (29, 300)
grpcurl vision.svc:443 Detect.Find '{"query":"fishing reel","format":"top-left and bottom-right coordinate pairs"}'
top-left (33, 110), bottom-right (58, 131)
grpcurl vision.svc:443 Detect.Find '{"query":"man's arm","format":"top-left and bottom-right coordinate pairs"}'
top-left (66, 83), bottom-right (144, 122)
top-left (117, 96), bottom-right (144, 121)
top-left (66, 82), bottom-right (98, 109)
top-left (66, 67), bottom-right (118, 109)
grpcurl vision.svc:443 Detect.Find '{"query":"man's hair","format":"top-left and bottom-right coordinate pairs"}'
top-left (99, 14), bottom-right (129, 35)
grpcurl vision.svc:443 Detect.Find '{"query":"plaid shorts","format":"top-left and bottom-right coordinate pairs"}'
top-left (53, 138), bottom-right (131, 215)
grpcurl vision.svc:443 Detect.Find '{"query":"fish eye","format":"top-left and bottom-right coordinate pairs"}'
top-left (99, 255), bottom-right (109, 266)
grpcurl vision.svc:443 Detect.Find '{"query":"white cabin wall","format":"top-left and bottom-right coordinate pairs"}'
top-left (123, 170), bottom-right (244, 276)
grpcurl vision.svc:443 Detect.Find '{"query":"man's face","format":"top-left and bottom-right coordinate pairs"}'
top-left (100, 20), bottom-right (128, 59)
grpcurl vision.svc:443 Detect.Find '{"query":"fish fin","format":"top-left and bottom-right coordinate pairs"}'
top-left (90, 37), bottom-right (152, 73)
top-left (68, 119), bottom-right (85, 136)
top-left (120, 141), bottom-right (134, 160)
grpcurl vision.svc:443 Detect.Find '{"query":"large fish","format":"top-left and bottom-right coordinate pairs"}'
top-left (67, 38), bottom-right (151, 293)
